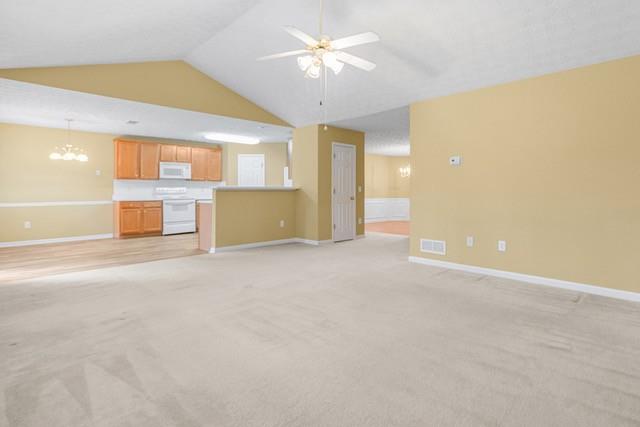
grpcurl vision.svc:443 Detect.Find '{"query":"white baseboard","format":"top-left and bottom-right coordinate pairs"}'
top-left (211, 238), bottom-right (297, 253)
top-left (0, 233), bottom-right (114, 248)
top-left (365, 198), bottom-right (410, 223)
top-left (408, 256), bottom-right (640, 303)
top-left (294, 238), bottom-right (333, 245)
top-left (211, 237), bottom-right (337, 253)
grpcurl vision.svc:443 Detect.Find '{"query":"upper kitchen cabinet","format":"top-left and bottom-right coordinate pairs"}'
top-left (191, 147), bottom-right (207, 181)
top-left (114, 139), bottom-right (140, 179)
top-left (160, 144), bottom-right (177, 162)
top-left (176, 146), bottom-right (192, 163)
top-left (160, 144), bottom-right (191, 163)
top-left (140, 143), bottom-right (160, 179)
top-left (205, 148), bottom-right (222, 181)
top-left (114, 139), bottom-right (159, 180)
top-left (115, 139), bottom-right (221, 181)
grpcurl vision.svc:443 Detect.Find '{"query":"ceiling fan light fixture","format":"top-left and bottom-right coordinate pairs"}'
top-left (305, 63), bottom-right (321, 79)
top-left (297, 55), bottom-right (313, 71)
top-left (323, 52), bottom-right (344, 75)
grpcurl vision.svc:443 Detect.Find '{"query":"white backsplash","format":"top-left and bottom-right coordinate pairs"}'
top-left (113, 180), bottom-right (225, 201)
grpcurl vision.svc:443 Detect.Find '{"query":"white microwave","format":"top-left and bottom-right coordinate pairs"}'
top-left (159, 162), bottom-right (191, 180)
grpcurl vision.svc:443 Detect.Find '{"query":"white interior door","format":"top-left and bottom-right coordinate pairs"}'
top-left (332, 143), bottom-right (356, 242)
top-left (238, 154), bottom-right (265, 186)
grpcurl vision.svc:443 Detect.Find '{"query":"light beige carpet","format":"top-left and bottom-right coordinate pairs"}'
top-left (1, 234), bottom-right (639, 426)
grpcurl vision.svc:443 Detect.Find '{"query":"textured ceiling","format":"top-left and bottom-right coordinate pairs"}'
top-left (3, 0), bottom-right (640, 153)
top-left (0, 79), bottom-right (292, 143)
top-left (331, 107), bottom-right (409, 156)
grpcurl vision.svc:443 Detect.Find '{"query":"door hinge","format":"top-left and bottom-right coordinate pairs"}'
top-left (333, 188), bottom-right (336, 194)
top-left (333, 153), bottom-right (336, 159)
top-left (333, 224), bottom-right (336, 230)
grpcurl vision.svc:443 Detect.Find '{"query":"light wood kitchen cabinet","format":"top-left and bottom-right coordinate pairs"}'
top-left (115, 139), bottom-right (222, 182)
top-left (176, 145), bottom-right (191, 163)
top-left (191, 147), bottom-right (207, 181)
top-left (142, 206), bottom-right (162, 233)
top-left (115, 140), bottom-right (140, 179)
top-left (119, 206), bottom-right (143, 236)
top-left (114, 201), bottom-right (163, 238)
top-left (160, 144), bottom-right (177, 162)
top-left (115, 139), bottom-right (159, 180)
top-left (139, 143), bottom-right (160, 179)
top-left (205, 148), bottom-right (222, 181)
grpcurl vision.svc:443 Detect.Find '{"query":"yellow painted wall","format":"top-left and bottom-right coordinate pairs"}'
top-left (224, 142), bottom-right (288, 186)
top-left (0, 123), bottom-right (115, 242)
top-left (213, 190), bottom-right (297, 248)
top-left (0, 61), bottom-right (288, 126)
top-left (292, 125), bottom-right (365, 241)
top-left (365, 154), bottom-right (410, 198)
top-left (410, 55), bottom-right (640, 293)
top-left (0, 123), bottom-right (114, 202)
top-left (0, 205), bottom-right (112, 242)
top-left (292, 125), bottom-right (320, 240)
top-left (317, 126), bottom-right (365, 240)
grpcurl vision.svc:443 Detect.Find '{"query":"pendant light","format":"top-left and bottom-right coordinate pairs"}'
top-left (49, 119), bottom-right (89, 162)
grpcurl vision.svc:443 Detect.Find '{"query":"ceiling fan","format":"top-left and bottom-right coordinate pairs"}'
top-left (257, 0), bottom-right (379, 78)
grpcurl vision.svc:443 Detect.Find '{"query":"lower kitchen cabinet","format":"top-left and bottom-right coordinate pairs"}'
top-left (114, 201), bottom-right (163, 238)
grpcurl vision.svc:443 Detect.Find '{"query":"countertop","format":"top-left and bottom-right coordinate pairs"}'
top-left (213, 186), bottom-right (298, 192)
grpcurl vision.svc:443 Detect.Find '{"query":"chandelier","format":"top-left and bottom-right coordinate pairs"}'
top-left (49, 119), bottom-right (88, 162)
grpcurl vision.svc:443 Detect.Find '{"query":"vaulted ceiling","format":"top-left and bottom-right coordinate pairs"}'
top-left (2, 0), bottom-right (640, 130)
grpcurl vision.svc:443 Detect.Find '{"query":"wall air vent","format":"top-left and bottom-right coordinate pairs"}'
top-left (420, 238), bottom-right (446, 255)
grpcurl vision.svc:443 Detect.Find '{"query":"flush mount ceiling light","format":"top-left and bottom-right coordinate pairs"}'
top-left (204, 133), bottom-right (260, 145)
top-left (49, 119), bottom-right (89, 162)
top-left (126, 120), bottom-right (139, 125)
top-left (257, 0), bottom-right (379, 79)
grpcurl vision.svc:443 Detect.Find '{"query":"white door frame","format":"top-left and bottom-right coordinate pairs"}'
top-left (331, 142), bottom-right (356, 242)
top-left (237, 154), bottom-right (265, 187)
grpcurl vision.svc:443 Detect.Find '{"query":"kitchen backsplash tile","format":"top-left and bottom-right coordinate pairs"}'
top-left (113, 179), bottom-right (224, 201)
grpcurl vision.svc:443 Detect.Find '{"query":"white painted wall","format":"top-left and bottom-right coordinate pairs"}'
top-left (365, 198), bottom-right (410, 223)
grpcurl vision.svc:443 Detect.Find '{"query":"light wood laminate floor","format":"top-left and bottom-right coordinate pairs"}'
top-left (0, 233), bottom-right (203, 284)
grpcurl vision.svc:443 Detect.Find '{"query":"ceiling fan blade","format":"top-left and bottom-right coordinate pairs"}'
top-left (283, 26), bottom-right (318, 46)
top-left (334, 51), bottom-right (376, 71)
top-left (330, 32), bottom-right (380, 50)
top-left (257, 49), bottom-right (308, 61)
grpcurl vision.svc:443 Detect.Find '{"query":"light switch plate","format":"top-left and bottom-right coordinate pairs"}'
top-left (279, 220), bottom-right (285, 228)
top-left (498, 240), bottom-right (507, 252)
top-left (466, 236), bottom-right (474, 247)
top-left (449, 156), bottom-right (462, 166)
top-left (358, 217), bottom-right (363, 225)
top-left (24, 221), bottom-right (31, 229)
top-left (95, 170), bottom-right (101, 176)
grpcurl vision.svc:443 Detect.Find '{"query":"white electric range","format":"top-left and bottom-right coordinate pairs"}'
top-left (155, 187), bottom-right (196, 235)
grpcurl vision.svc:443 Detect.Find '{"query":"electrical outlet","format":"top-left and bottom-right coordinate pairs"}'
top-left (498, 240), bottom-right (507, 252)
top-left (358, 185), bottom-right (362, 193)
top-left (24, 221), bottom-right (31, 229)
top-left (466, 236), bottom-right (474, 247)
top-left (279, 220), bottom-right (285, 228)
top-left (95, 169), bottom-right (101, 176)
top-left (449, 156), bottom-right (462, 166)
top-left (358, 217), bottom-right (363, 225)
